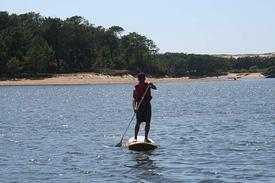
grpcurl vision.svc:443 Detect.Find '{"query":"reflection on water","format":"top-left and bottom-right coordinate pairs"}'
top-left (128, 151), bottom-right (172, 183)
top-left (131, 152), bottom-right (155, 171)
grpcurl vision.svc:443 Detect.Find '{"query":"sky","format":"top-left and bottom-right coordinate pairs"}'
top-left (1, 0), bottom-right (275, 54)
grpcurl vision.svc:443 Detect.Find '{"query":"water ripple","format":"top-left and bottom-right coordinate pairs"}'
top-left (0, 79), bottom-right (275, 182)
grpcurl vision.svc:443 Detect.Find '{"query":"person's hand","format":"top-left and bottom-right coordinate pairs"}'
top-left (148, 82), bottom-right (156, 89)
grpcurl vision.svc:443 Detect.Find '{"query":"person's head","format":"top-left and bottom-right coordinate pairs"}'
top-left (137, 72), bottom-right (146, 83)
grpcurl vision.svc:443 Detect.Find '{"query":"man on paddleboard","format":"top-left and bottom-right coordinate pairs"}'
top-left (133, 73), bottom-right (157, 143)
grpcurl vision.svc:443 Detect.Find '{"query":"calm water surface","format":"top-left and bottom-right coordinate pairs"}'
top-left (0, 79), bottom-right (275, 183)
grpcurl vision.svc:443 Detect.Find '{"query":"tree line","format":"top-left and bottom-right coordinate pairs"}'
top-left (157, 53), bottom-right (275, 77)
top-left (1, 11), bottom-right (275, 78)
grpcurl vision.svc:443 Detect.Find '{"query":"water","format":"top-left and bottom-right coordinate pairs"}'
top-left (0, 79), bottom-right (275, 183)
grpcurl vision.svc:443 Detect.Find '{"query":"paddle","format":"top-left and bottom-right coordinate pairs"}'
top-left (115, 84), bottom-right (151, 147)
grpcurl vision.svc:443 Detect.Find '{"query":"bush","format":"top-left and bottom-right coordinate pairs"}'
top-left (263, 66), bottom-right (275, 78)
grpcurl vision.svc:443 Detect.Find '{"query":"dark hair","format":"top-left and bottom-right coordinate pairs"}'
top-left (137, 72), bottom-right (146, 80)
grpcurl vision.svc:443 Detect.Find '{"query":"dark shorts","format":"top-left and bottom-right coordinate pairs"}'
top-left (136, 102), bottom-right (151, 124)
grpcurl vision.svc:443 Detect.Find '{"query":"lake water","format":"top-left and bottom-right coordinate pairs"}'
top-left (0, 79), bottom-right (275, 183)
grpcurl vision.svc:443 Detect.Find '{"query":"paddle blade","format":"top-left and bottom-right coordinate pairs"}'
top-left (115, 140), bottom-right (122, 147)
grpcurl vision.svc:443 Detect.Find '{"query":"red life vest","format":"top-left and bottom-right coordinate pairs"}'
top-left (134, 82), bottom-right (152, 103)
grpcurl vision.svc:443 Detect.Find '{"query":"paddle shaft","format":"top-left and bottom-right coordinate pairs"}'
top-left (116, 84), bottom-right (150, 146)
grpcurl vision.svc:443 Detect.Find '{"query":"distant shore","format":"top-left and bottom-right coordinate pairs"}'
top-left (0, 72), bottom-right (265, 86)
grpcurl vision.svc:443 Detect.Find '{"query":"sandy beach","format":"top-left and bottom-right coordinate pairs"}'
top-left (0, 72), bottom-right (265, 86)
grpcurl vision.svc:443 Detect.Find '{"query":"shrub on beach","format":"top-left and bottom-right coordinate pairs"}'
top-left (263, 66), bottom-right (275, 78)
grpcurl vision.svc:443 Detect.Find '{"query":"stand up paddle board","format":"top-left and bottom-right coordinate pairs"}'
top-left (127, 136), bottom-right (158, 151)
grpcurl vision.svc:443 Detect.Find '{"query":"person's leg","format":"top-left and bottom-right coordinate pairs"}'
top-left (144, 103), bottom-right (152, 143)
top-left (134, 121), bottom-right (140, 140)
top-left (135, 102), bottom-right (145, 141)
top-left (135, 103), bottom-right (143, 141)
top-left (144, 122), bottom-right (151, 143)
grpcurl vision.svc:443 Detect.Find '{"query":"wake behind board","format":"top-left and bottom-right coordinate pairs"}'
top-left (127, 136), bottom-right (158, 151)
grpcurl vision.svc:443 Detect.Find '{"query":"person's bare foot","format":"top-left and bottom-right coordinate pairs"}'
top-left (144, 138), bottom-right (151, 143)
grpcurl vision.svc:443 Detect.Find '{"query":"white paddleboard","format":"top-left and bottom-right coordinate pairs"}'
top-left (127, 136), bottom-right (158, 151)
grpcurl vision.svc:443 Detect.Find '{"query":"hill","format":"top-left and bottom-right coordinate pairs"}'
top-left (214, 52), bottom-right (275, 59)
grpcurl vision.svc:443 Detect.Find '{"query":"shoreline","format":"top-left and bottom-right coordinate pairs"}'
top-left (0, 73), bottom-right (266, 86)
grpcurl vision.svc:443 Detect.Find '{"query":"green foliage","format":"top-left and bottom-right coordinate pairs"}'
top-left (120, 32), bottom-right (159, 73)
top-left (156, 53), bottom-right (229, 77)
top-left (263, 66), bottom-right (275, 78)
top-left (0, 33), bottom-right (8, 74)
top-left (1, 11), bottom-right (275, 78)
top-left (6, 57), bottom-right (20, 77)
top-left (93, 46), bottom-right (112, 70)
top-left (23, 37), bottom-right (53, 73)
top-left (41, 17), bottom-right (63, 71)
